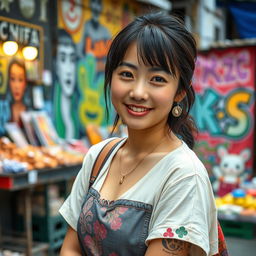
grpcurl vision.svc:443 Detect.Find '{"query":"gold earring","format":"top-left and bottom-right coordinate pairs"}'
top-left (172, 103), bottom-right (182, 117)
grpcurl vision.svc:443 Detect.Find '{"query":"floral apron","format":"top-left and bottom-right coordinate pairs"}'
top-left (77, 189), bottom-right (229, 256)
top-left (77, 187), bottom-right (153, 256)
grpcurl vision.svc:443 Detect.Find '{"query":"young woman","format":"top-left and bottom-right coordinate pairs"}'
top-left (60, 12), bottom-right (226, 256)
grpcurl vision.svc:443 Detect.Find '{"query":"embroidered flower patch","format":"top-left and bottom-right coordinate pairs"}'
top-left (175, 226), bottom-right (188, 238)
top-left (163, 228), bottom-right (174, 238)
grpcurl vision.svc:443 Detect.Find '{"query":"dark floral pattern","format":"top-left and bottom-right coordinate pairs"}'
top-left (77, 188), bottom-right (152, 255)
top-left (84, 235), bottom-right (102, 256)
top-left (102, 207), bottom-right (128, 231)
top-left (78, 195), bottom-right (129, 255)
top-left (80, 197), bottom-right (94, 234)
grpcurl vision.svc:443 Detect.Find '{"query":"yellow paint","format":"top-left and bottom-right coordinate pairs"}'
top-left (79, 88), bottom-right (104, 125)
top-left (226, 91), bottom-right (251, 136)
top-left (0, 57), bottom-right (8, 94)
top-left (217, 111), bottom-right (225, 119)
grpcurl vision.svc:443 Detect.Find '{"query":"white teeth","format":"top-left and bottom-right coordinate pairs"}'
top-left (128, 106), bottom-right (149, 112)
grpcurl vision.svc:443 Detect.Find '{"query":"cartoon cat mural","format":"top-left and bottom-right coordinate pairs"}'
top-left (213, 146), bottom-right (251, 197)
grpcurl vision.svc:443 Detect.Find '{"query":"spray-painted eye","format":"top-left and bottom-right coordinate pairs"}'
top-left (235, 164), bottom-right (241, 170)
top-left (223, 163), bottom-right (228, 168)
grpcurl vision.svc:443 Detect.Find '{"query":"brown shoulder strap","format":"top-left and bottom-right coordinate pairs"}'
top-left (89, 138), bottom-right (124, 188)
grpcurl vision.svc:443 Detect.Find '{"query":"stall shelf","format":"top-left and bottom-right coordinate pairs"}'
top-left (218, 213), bottom-right (256, 239)
top-left (0, 164), bottom-right (81, 256)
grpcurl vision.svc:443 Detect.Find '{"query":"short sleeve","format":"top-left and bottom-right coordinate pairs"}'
top-left (59, 138), bottom-right (116, 230)
top-left (146, 173), bottom-right (218, 256)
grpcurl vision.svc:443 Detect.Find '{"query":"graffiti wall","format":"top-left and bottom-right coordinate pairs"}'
top-left (192, 46), bottom-right (255, 183)
top-left (0, 0), bottom-right (53, 136)
top-left (55, 0), bottom-right (143, 139)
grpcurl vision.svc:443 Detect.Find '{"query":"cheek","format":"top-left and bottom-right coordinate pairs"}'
top-left (110, 78), bottom-right (125, 104)
top-left (16, 80), bottom-right (26, 92)
top-left (21, 82), bottom-right (26, 92)
top-left (154, 90), bottom-right (176, 110)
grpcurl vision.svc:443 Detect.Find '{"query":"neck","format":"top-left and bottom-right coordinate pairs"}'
top-left (125, 125), bottom-right (176, 155)
top-left (13, 101), bottom-right (24, 107)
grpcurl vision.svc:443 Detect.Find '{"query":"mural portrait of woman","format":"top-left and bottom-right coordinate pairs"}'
top-left (7, 58), bottom-right (29, 126)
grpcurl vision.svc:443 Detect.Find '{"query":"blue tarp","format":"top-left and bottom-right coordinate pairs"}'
top-left (229, 3), bottom-right (256, 39)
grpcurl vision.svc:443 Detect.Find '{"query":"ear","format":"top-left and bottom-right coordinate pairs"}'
top-left (240, 148), bottom-right (251, 162)
top-left (217, 146), bottom-right (228, 158)
top-left (174, 90), bottom-right (186, 102)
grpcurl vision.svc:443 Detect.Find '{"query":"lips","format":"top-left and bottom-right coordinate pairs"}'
top-left (125, 104), bottom-right (152, 116)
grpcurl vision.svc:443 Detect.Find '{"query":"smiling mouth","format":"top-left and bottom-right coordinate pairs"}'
top-left (125, 104), bottom-right (152, 115)
top-left (126, 105), bottom-right (152, 112)
top-left (127, 105), bottom-right (150, 112)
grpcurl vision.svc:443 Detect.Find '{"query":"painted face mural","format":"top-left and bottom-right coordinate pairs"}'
top-left (9, 63), bottom-right (26, 102)
top-left (56, 0), bottom-right (141, 136)
top-left (54, 29), bottom-right (79, 140)
top-left (56, 44), bottom-right (76, 97)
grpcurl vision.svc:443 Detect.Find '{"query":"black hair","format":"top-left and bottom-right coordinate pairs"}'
top-left (57, 29), bottom-right (76, 50)
top-left (104, 12), bottom-right (197, 149)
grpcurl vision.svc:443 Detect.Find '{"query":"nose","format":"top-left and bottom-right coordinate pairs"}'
top-left (13, 80), bottom-right (20, 90)
top-left (129, 80), bottom-right (148, 101)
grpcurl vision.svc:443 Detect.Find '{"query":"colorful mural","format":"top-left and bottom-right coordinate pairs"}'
top-left (192, 46), bottom-right (255, 191)
top-left (56, 0), bottom-right (141, 138)
top-left (0, 55), bottom-right (34, 134)
top-left (0, 1), bottom-right (51, 136)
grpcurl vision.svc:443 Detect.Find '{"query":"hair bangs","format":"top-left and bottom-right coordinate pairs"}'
top-left (136, 25), bottom-right (179, 77)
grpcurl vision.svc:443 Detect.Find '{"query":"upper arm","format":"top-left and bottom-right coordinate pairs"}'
top-left (60, 226), bottom-right (82, 256)
top-left (146, 173), bottom-right (218, 255)
top-left (145, 238), bottom-right (191, 256)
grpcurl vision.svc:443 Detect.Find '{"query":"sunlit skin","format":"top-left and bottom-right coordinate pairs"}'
top-left (111, 42), bottom-right (180, 136)
top-left (9, 63), bottom-right (27, 123)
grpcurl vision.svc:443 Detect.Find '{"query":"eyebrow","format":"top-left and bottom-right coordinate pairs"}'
top-left (118, 61), bottom-right (172, 75)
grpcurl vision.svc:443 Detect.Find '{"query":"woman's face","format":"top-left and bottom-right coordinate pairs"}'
top-left (111, 42), bottom-right (180, 132)
top-left (9, 63), bottom-right (27, 102)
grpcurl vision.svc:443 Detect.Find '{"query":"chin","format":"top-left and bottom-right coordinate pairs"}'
top-left (123, 121), bottom-right (150, 131)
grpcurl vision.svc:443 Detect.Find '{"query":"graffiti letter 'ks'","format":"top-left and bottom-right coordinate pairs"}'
top-left (226, 90), bottom-right (251, 138)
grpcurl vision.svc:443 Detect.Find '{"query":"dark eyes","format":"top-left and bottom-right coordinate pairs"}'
top-left (151, 76), bottom-right (167, 83)
top-left (119, 71), bottom-right (133, 78)
top-left (118, 71), bottom-right (167, 83)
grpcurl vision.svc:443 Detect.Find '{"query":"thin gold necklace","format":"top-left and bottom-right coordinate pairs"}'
top-left (119, 137), bottom-right (166, 185)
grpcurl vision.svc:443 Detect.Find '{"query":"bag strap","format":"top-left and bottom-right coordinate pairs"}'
top-left (89, 138), bottom-right (124, 188)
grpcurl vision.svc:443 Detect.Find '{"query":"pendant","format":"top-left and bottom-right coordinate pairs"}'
top-left (119, 175), bottom-right (125, 185)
